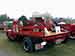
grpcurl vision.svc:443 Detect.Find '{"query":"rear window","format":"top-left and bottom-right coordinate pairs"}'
top-left (35, 17), bottom-right (44, 22)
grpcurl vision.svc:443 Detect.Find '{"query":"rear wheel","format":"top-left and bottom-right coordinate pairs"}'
top-left (55, 38), bottom-right (65, 44)
top-left (62, 38), bottom-right (68, 43)
top-left (23, 37), bottom-right (46, 52)
top-left (23, 37), bottom-right (34, 52)
top-left (55, 37), bottom-right (68, 44)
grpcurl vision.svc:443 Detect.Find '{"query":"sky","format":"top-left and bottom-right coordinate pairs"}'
top-left (0, 0), bottom-right (75, 19)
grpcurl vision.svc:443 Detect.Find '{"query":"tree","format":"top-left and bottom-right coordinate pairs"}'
top-left (0, 14), bottom-right (9, 22)
top-left (0, 14), bottom-right (10, 26)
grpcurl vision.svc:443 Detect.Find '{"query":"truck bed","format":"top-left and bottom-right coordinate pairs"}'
top-left (20, 31), bottom-right (69, 38)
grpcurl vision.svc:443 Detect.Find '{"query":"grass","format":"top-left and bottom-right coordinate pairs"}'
top-left (0, 32), bottom-right (75, 56)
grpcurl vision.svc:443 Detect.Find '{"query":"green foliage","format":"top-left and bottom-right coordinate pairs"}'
top-left (63, 18), bottom-right (75, 24)
top-left (18, 15), bottom-right (27, 21)
top-left (0, 14), bottom-right (9, 22)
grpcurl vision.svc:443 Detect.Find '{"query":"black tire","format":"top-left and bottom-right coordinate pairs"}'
top-left (6, 32), bottom-right (16, 41)
top-left (55, 38), bottom-right (66, 44)
top-left (62, 38), bottom-right (68, 43)
top-left (23, 37), bottom-right (34, 52)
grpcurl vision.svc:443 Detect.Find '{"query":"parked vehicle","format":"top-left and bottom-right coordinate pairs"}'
top-left (6, 16), bottom-right (70, 52)
top-left (60, 24), bottom-right (75, 39)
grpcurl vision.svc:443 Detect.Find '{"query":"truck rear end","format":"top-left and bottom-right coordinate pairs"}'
top-left (5, 16), bottom-right (70, 52)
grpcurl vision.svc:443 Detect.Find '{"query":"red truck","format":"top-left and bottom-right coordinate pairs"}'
top-left (6, 16), bottom-right (70, 52)
top-left (60, 24), bottom-right (75, 39)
